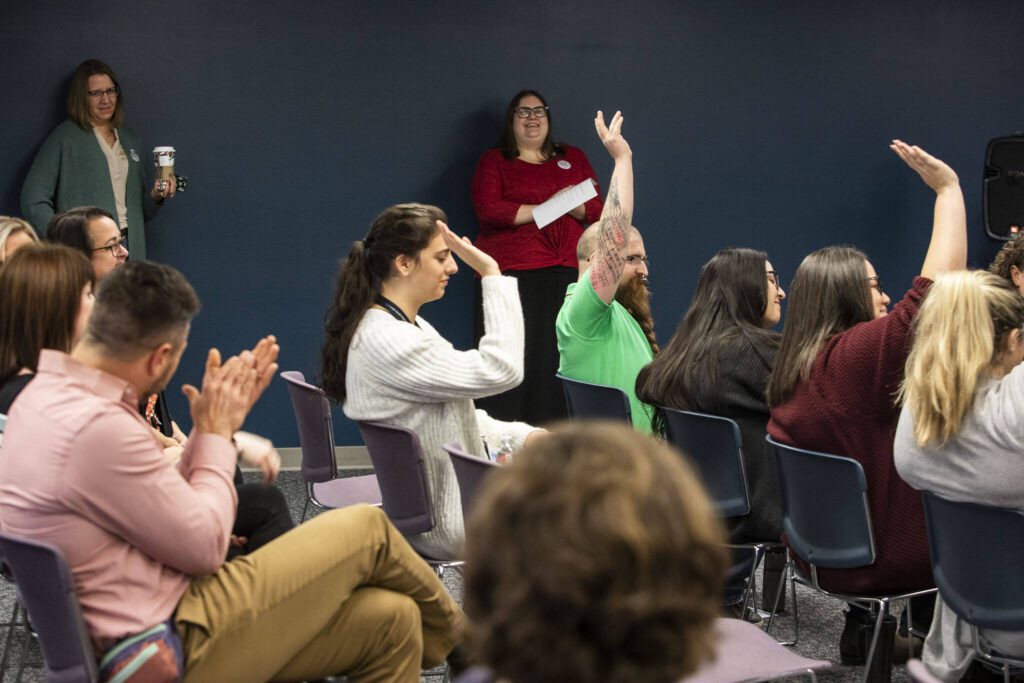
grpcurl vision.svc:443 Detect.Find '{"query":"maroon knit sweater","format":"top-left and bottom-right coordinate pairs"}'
top-left (471, 145), bottom-right (603, 272)
top-left (768, 276), bottom-right (933, 595)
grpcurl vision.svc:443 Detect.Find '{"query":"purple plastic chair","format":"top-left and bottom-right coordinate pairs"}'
top-left (0, 532), bottom-right (99, 683)
top-left (442, 443), bottom-right (499, 522)
top-left (556, 374), bottom-right (632, 423)
top-left (279, 371), bottom-right (381, 521)
top-left (355, 420), bottom-right (463, 575)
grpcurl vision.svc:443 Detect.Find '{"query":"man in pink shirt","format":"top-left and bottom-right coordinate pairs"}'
top-left (0, 260), bottom-right (462, 682)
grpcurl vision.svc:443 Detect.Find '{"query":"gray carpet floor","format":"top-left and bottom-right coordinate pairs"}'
top-left (0, 469), bottom-right (917, 682)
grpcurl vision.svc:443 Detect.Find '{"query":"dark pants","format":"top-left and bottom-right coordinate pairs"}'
top-left (474, 266), bottom-right (576, 426)
top-left (228, 483), bottom-right (295, 559)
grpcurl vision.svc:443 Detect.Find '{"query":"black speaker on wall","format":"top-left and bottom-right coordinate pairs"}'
top-left (985, 132), bottom-right (1024, 241)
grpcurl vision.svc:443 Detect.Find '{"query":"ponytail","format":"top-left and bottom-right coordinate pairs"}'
top-left (900, 270), bottom-right (1024, 446)
top-left (319, 203), bottom-right (445, 402)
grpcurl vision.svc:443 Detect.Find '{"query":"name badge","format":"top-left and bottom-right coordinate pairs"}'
top-left (129, 149), bottom-right (140, 163)
top-left (557, 160), bottom-right (571, 170)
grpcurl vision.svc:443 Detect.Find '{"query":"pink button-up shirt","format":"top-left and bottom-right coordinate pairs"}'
top-left (0, 350), bottom-right (238, 651)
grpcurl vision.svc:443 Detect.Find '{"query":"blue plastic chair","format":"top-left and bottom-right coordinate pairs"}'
top-left (556, 374), bottom-right (632, 423)
top-left (766, 436), bottom-right (935, 681)
top-left (442, 443), bottom-right (500, 522)
top-left (660, 406), bottom-right (791, 624)
top-left (921, 491), bottom-right (1024, 682)
top-left (0, 532), bottom-right (99, 682)
top-left (280, 371), bottom-right (382, 521)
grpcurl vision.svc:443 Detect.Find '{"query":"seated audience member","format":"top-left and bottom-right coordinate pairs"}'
top-left (46, 205), bottom-right (127, 279)
top-left (320, 202), bottom-right (539, 561)
top-left (895, 271), bottom-right (1024, 682)
top-left (0, 216), bottom-right (39, 262)
top-left (635, 247), bottom-right (787, 611)
top-left (766, 140), bottom-right (967, 663)
top-left (556, 112), bottom-right (658, 432)
top-left (0, 261), bottom-right (462, 681)
top-left (988, 236), bottom-right (1024, 295)
top-left (0, 244), bottom-right (94, 413)
top-left (48, 205), bottom-right (293, 557)
top-left (459, 422), bottom-right (727, 683)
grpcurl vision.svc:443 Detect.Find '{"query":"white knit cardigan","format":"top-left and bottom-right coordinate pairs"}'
top-left (343, 275), bottom-right (535, 559)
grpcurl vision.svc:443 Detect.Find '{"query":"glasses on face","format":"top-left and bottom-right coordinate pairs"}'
top-left (514, 106), bottom-right (548, 119)
top-left (866, 276), bottom-right (885, 294)
top-left (767, 270), bottom-right (782, 289)
top-left (87, 87), bottom-right (120, 99)
top-left (92, 238), bottom-right (128, 258)
top-left (625, 255), bottom-right (650, 266)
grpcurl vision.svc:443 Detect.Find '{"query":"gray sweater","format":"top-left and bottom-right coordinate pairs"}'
top-left (895, 366), bottom-right (1024, 682)
top-left (343, 276), bottom-right (535, 560)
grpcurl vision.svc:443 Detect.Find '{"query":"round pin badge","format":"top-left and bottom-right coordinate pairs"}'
top-left (557, 160), bottom-right (572, 170)
top-left (129, 149), bottom-right (140, 163)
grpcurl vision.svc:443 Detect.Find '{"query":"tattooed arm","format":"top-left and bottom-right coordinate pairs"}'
top-left (589, 111), bottom-right (634, 305)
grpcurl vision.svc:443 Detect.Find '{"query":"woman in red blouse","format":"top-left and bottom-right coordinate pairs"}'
top-left (766, 140), bottom-right (966, 666)
top-left (471, 90), bottom-right (603, 424)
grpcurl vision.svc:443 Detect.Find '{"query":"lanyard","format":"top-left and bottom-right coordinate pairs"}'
top-left (375, 295), bottom-right (418, 327)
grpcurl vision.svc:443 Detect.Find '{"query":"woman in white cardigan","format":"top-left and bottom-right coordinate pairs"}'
top-left (895, 270), bottom-right (1024, 681)
top-left (321, 203), bottom-right (538, 560)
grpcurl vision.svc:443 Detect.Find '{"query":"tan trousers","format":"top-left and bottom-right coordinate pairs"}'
top-left (174, 505), bottom-right (463, 682)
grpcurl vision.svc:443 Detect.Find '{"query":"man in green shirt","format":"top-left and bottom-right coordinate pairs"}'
top-left (555, 112), bottom-right (657, 432)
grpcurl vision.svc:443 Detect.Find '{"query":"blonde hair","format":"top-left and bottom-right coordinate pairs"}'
top-left (0, 216), bottom-right (39, 261)
top-left (900, 270), bottom-right (1024, 446)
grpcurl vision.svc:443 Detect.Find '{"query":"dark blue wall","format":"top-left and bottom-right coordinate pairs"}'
top-left (3, 1), bottom-right (1020, 446)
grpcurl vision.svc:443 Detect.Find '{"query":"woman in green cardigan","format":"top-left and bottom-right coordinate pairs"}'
top-left (21, 59), bottom-right (173, 261)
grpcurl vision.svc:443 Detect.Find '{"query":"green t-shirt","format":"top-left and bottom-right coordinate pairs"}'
top-left (555, 271), bottom-right (655, 432)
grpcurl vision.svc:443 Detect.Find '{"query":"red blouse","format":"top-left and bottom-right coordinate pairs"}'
top-left (471, 145), bottom-right (604, 272)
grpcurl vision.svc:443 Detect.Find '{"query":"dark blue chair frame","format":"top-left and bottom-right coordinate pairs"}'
top-left (766, 436), bottom-right (936, 682)
top-left (556, 374), bottom-right (632, 423)
top-left (921, 491), bottom-right (1024, 682)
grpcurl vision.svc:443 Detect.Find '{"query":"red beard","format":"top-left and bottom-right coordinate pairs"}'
top-left (616, 276), bottom-right (658, 354)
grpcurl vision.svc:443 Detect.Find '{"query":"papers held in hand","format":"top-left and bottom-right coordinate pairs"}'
top-left (532, 179), bottom-right (598, 229)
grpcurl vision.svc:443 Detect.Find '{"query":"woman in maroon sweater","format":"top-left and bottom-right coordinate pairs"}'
top-left (766, 140), bottom-right (966, 664)
top-left (471, 90), bottom-right (603, 424)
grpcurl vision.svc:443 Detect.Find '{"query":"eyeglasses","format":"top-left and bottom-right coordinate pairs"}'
top-left (87, 87), bottom-right (120, 99)
top-left (867, 276), bottom-right (885, 294)
top-left (514, 106), bottom-right (548, 119)
top-left (767, 270), bottom-right (783, 289)
top-left (625, 255), bottom-right (650, 266)
top-left (92, 238), bottom-right (128, 258)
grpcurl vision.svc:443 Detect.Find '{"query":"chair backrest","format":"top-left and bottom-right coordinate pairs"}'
top-left (766, 435), bottom-right (875, 569)
top-left (659, 407), bottom-right (751, 518)
top-left (280, 370), bottom-right (338, 484)
top-left (0, 532), bottom-right (99, 682)
top-left (443, 443), bottom-right (499, 520)
top-left (557, 374), bottom-right (632, 422)
top-left (921, 491), bottom-right (1024, 630)
top-left (356, 420), bottom-right (435, 535)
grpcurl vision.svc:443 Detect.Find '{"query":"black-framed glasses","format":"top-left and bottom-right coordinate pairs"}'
top-left (87, 87), bottom-right (120, 99)
top-left (514, 106), bottom-right (548, 119)
top-left (767, 270), bottom-right (783, 289)
top-left (866, 276), bottom-right (884, 294)
top-left (625, 255), bottom-right (650, 266)
top-left (91, 238), bottom-right (128, 258)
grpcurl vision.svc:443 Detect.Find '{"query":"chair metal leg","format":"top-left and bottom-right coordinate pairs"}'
top-left (766, 557), bottom-right (799, 646)
top-left (905, 598), bottom-right (915, 662)
top-left (0, 598), bottom-right (20, 675)
top-left (860, 598), bottom-right (887, 683)
top-left (301, 498), bottom-right (310, 523)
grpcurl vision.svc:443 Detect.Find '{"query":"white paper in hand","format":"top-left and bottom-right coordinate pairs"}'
top-left (532, 179), bottom-right (598, 229)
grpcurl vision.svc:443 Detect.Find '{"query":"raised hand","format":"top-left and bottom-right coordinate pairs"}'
top-left (595, 110), bottom-right (632, 162)
top-left (233, 430), bottom-right (281, 484)
top-left (246, 335), bottom-right (280, 409)
top-left (439, 220), bottom-right (500, 277)
top-left (890, 140), bottom-right (959, 193)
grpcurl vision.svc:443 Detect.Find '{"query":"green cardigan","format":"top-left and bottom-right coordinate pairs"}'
top-left (21, 120), bottom-right (161, 260)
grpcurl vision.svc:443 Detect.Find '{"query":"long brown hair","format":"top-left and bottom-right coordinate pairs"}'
top-left (67, 59), bottom-right (124, 130)
top-left (0, 244), bottom-right (95, 384)
top-left (320, 203), bottom-right (445, 402)
top-left (464, 422), bottom-right (726, 683)
top-left (767, 245), bottom-right (875, 406)
top-left (497, 89), bottom-right (561, 161)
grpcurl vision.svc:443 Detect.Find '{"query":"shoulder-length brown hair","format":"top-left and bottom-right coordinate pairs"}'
top-left (497, 89), bottom-right (562, 161)
top-left (67, 59), bottom-right (124, 130)
top-left (463, 422), bottom-right (727, 683)
top-left (767, 245), bottom-right (874, 406)
top-left (0, 244), bottom-right (95, 384)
